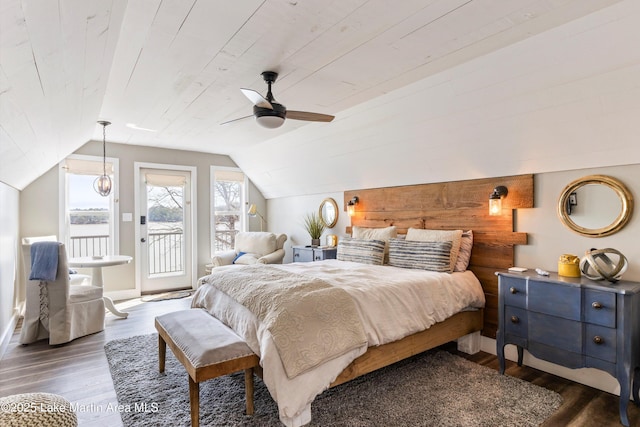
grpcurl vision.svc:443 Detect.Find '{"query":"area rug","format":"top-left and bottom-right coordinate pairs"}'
top-left (105, 334), bottom-right (562, 426)
top-left (140, 290), bottom-right (194, 302)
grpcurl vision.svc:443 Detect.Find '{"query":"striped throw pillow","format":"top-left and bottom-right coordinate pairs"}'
top-left (388, 239), bottom-right (452, 272)
top-left (337, 238), bottom-right (385, 265)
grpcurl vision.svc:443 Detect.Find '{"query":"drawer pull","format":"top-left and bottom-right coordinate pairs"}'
top-left (593, 336), bottom-right (604, 345)
top-left (592, 301), bottom-right (603, 309)
top-left (510, 315), bottom-right (520, 324)
top-left (509, 287), bottom-right (518, 294)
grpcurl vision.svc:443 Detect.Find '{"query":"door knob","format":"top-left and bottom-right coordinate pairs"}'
top-left (141, 238), bottom-right (146, 243)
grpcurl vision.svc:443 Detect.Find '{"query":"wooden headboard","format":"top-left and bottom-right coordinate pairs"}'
top-left (344, 174), bottom-right (534, 338)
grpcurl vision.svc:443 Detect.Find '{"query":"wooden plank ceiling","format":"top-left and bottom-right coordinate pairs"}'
top-left (0, 0), bottom-right (632, 194)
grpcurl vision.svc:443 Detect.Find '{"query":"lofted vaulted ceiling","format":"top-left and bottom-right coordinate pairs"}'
top-left (1, 0), bottom-right (639, 197)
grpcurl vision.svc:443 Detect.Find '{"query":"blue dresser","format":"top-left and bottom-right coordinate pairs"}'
top-left (292, 246), bottom-right (337, 262)
top-left (496, 271), bottom-right (640, 427)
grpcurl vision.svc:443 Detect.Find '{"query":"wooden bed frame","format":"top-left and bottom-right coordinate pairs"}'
top-left (331, 309), bottom-right (483, 387)
top-left (326, 174), bottom-right (533, 388)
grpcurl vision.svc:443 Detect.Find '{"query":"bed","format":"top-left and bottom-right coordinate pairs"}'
top-left (192, 174), bottom-right (533, 426)
top-left (192, 257), bottom-right (485, 426)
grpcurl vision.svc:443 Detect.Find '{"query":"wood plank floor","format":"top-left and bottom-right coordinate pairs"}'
top-left (1, 296), bottom-right (637, 426)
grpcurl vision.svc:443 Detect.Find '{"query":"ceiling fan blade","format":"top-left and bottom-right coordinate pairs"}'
top-left (286, 110), bottom-right (335, 122)
top-left (220, 114), bottom-right (254, 125)
top-left (240, 88), bottom-right (272, 109)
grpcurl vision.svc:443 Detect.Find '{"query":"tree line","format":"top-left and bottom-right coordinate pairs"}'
top-left (70, 206), bottom-right (182, 224)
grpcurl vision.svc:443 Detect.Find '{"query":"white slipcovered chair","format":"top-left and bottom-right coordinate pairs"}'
top-left (211, 232), bottom-right (287, 268)
top-left (20, 238), bottom-right (105, 345)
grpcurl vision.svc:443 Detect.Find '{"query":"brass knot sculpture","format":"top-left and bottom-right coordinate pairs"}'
top-left (579, 248), bottom-right (628, 282)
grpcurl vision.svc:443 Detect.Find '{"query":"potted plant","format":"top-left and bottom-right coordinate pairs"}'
top-left (303, 212), bottom-right (326, 247)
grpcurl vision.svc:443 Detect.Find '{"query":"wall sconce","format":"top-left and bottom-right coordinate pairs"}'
top-left (489, 186), bottom-right (508, 216)
top-left (347, 196), bottom-right (359, 216)
top-left (247, 203), bottom-right (266, 231)
top-left (94, 120), bottom-right (112, 196)
top-left (566, 192), bottom-right (577, 215)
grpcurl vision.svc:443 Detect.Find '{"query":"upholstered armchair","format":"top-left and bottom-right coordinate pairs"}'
top-left (211, 232), bottom-right (287, 268)
top-left (20, 239), bottom-right (105, 345)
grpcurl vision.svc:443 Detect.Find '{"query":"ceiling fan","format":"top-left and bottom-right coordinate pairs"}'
top-left (221, 71), bottom-right (335, 128)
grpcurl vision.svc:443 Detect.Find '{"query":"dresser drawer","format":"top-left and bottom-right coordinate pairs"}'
top-left (504, 306), bottom-right (528, 338)
top-left (584, 289), bottom-right (616, 328)
top-left (501, 277), bottom-right (527, 308)
top-left (293, 248), bottom-right (313, 262)
top-left (528, 281), bottom-right (580, 320)
top-left (313, 248), bottom-right (337, 261)
top-left (585, 324), bottom-right (616, 363)
top-left (528, 341), bottom-right (583, 369)
top-left (529, 312), bottom-right (582, 353)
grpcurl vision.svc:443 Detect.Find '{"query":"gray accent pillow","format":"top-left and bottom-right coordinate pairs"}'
top-left (337, 238), bottom-right (385, 265)
top-left (388, 239), bottom-right (452, 272)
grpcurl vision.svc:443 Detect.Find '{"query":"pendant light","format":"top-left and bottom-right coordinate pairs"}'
top-left (94, 120), bottom-right (112, 196)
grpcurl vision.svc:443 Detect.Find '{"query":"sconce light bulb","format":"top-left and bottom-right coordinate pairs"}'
top-left (489, 198), bottom-right (502, 216)
top-left (489, 186), bottom-right (507, 216)
top-left (347, 196), bottom-right (359, 217)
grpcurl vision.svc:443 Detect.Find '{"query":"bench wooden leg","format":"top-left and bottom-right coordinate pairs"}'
top-left (244, 368), bottom-right (254, 415)
top-left (189, 376), bottom-right (200, 427)
top-left (158, 334), bottom-right (166, 373)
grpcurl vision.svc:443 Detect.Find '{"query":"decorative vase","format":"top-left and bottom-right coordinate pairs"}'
top-left (311, 238), bottom-right (321, 247)
top-left (558, 254), bottom-right (581, 278)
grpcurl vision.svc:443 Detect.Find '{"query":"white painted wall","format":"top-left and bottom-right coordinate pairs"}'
top-left (518, 164), bottom-right (639, 280)
top-left (0, 182), bottom-right (20, 358)
top-left (267, 192), bottom-right (349, 264)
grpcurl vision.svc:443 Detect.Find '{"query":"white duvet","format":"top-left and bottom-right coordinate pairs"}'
top-left (191, 259), bottom-right (485, 426)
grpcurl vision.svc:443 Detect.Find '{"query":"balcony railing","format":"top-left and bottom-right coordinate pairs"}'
top-left (69, 235), bottom-right (109, 258)
top-left (70, 232), bottom-right (184, 275)
top-left (148, 231), bottom-right (183, 275)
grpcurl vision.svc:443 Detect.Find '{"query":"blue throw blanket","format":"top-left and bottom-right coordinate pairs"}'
top-left (29, 242), bottom-right (60, 281)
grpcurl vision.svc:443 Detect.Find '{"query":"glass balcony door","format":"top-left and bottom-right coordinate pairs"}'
top-left (139, 168), bottom-right (192, 293)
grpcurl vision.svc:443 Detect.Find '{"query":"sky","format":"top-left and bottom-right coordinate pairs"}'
top-left (68, 175), bottom-right (111, 210)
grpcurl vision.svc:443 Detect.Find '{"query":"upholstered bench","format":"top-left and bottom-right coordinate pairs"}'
top-left (155, 309), bottom-right (259, 427)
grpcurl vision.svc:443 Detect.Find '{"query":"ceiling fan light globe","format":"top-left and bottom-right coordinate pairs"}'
top-left (256, 115), bottom-right (285, 128)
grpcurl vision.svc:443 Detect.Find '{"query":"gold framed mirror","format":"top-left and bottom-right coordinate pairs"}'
top-left (557, 175), bottom-right (633, 237)
top-left (318, 198), bottom-right (338, 228)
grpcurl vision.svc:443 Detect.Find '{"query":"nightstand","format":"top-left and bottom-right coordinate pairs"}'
top-left (292, 246), bottom-right (337, 262)
top-left (496, 271), bottom-right (640, 427)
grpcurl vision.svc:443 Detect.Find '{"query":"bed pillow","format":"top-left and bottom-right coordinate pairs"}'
top-left (454, 230), bottom-right (473, 272)
top-left (405, 228), bottom-right (463, 272)
top-left (337, 238), bottom-right (385, 265)
top-left (388, 239), bottom-right (452, 272)
top-left (352, 226), bottom-right (397, 264)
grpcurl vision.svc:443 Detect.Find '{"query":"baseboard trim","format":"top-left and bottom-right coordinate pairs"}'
top-left (0, 310), bottom-right (19, 360)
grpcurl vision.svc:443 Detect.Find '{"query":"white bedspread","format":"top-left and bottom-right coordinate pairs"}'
top-left (192, 260), bottom-right (485, 426)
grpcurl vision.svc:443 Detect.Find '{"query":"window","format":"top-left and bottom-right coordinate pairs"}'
top-left (211, 167), bottom-right (247, 254)
top-left (60, 155), bottom-right (119, 258)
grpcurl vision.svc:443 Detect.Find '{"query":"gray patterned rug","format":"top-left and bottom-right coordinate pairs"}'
top-left (105, 334), bottom-right (562, 426)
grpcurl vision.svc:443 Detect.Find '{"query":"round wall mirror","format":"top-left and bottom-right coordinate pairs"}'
top-left (557, 175), bottom-right (633, 237)
top-left (319, 198), bottom-right (338, 228)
